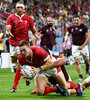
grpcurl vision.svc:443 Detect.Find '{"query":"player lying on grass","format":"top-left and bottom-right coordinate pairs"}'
top-left (18, 40), bottom-right (83, 96)
top-left (31, 75), bottom-right (90, 95)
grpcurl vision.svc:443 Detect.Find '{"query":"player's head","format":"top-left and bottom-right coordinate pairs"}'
top-left (72, 15), bottom-right (80, 26)
top-left (16, 1), bottom-right (25, 15)
top-left (19, 40), bottom-right (31, 57)
top-left (46, 17), bottom-right (53, 27)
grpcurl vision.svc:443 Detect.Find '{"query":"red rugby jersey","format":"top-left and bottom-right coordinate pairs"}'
top-left (6, 13), bottom-right (34, 46)
top-left (18, 46), bottom-right (49, 68)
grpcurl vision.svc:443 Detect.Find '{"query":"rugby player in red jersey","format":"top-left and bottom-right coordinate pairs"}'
top-left (6, 1), bottom-right (41, 92)
top-left (18, 40), bottom-right (83, 96)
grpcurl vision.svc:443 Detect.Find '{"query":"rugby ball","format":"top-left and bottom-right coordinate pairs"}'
top-left (21, 65), bottom-right (35, 80)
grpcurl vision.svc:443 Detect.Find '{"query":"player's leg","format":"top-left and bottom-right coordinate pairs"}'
top-left (10, 45), bottom-right (20, 92)
top-left (81, 76), bottom-right (90, 88)
top-left (10, 46), bottom-right (24, 91)
top-left (74, 57), bottom-right (83, 81)
top-left (72, 45), bottom-right (83, 81)
top-left (12, 62), bottom-right (21, 92)
top-left (67, 76), bottom-right (90, 95)
top-left (10, 45), bottom-right (18, 72)
top-left (85, 60), bottom-right (90, 75)
top-left (54, 70), bottom-right (83, 96)
top-left (35, 74), bottom-right (48, 95)
top-left (11, 56), bottom-right (17, 72)
top-left (35, 73), bottom-right (59, 95)
top-left (81, 46), bottom-right (90, 75)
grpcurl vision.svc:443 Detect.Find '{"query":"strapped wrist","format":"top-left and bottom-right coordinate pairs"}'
top-left (38, 66), bottom-right (43, 72)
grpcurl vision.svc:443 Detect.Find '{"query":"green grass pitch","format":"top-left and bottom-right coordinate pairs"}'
top-left (0, 65), bottom-right (90, 100)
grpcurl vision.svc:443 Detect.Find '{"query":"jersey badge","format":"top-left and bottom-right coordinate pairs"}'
top-left (15, 20), bottom-right (17, 24)
top-left (71, 28), bottom-right (74, 32)
top-left (79, 29), bottom-right (82, 32)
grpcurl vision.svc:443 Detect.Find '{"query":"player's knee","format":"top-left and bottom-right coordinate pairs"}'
top-left (36, 89), bottom-right (44, 95)
top-left (63, 86), bottom-right (68, 90)
top-left (61, 84), bottom-right (68, 90)
top-left (11, 63), bottom-right (17, 68)
top-left (75, 58), bottom-right (80, 65)
top-left (11, 63), bottom-right (17, 72)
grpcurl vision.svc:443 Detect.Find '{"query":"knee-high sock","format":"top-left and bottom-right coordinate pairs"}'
top-left (44, 86), bottom-right (58, 95)
top-left (13, 69), bottom-right (21, 89)
top-left (68, 81), bottom-right (79, 89)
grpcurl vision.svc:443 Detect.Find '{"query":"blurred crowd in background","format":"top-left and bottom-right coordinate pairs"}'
top-left (0, 0), bottom-right (90, 54)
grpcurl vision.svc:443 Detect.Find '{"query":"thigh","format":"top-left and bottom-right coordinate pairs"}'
top-left (72, 45), bottom-right (80, 58)
top-left (81, 45), bottom-right (89, 60)
top-left (54, 71), bottom-right (67, 87)
top-left (35, 76), bottom-right (48, 94)
top-left (10, 45), bottom-right (19, 57)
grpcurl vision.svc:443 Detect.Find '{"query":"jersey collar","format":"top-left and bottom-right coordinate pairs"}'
top-left (15, 13), bottom-right (25, 19)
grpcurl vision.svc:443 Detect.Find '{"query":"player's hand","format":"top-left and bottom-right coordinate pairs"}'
top-left (32, 67), bottom-right (39, 74)
top-left (20, 72), bottom-right (29, 81)
top-left (6, 30), bottom-right (14, 37)
top-left (78, 46), bottom-right (84, 50)
top-left (35, 31), bottom-right (42, 39)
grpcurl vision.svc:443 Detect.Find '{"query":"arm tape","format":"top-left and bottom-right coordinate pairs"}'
top-left (38, 66), bottom-right (43, 72)
top-left (65, 32), bottom-right (69, 41)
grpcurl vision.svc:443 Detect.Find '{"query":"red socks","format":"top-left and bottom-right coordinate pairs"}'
top-left (13, 69), bottom-right (21, 89)
top-left (44, 86), bottom-right (58, 95)
top-left (68, 81), bottom-right (79, 89)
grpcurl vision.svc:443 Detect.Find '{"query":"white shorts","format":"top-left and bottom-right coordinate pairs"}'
top-left (72, 45), bottom-right (89, 60)
top-left (10, 45), bottom-right (20, 57)
top-left (35, 67), bottom-right (62, 78)
top-left (35, 56), bottom-right (62, 78)
top-left (84, 76), bottom-right (90, 83)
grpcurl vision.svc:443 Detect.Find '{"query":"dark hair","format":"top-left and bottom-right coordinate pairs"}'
top-left (73, 14), bottom-right (80, 19)
top-left (19, 40), bottom-right (29, 47)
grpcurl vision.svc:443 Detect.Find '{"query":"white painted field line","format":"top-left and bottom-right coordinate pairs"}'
top-left (0, 75), bottom-right (14, 77)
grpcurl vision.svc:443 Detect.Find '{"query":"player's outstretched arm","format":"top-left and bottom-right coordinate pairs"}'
top-left (39, 57), bottom-right (66, 71)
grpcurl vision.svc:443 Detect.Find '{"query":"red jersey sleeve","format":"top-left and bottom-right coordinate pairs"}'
top-left (29, 16), bottom-right (34, 30)
top-left (6, 15), bottom-right (13, 26)
top-left (34, 47), bottom-right (49, 62)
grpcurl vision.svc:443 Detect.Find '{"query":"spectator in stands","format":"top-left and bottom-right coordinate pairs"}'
top-left (0, 30), bottom-right (4, 55)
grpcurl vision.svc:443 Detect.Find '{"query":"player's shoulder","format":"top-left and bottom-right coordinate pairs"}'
top-left (24, 14), bottom-right (33, 20)
top-left (69, 24), bottom-right (74, 28)
top-left (7, 14), bottom-right (15, 19)
top-left (31, 46), bottom-right (43, 51)
top-left (79, 23), bottom-right (88, 30)
top-left (80, 23), bottom-right (87, 27)
top-left (39, 25), bottom-right (47, 31)
top-left (31, 46), bottom-right (45, 53)
top-left (67, 25), bottom-right (74, 31)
